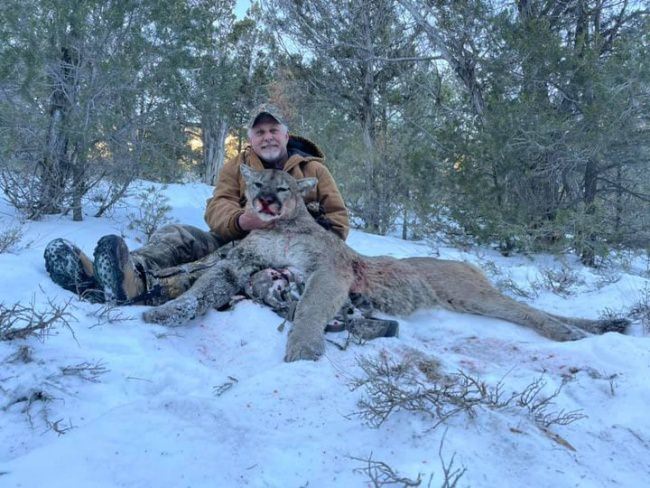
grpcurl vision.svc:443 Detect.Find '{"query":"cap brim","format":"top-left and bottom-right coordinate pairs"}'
top-left (250, 112), bottom-right (282, 129)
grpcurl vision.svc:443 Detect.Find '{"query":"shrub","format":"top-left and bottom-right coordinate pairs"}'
top-left (0, 225), bottom-right (25, 254)
top-left (0, 298), bottom-right (74, 341)
top-left (127, 185), bottom-right (172, 243)
top-left (349, 352), bottom-right (585, 430)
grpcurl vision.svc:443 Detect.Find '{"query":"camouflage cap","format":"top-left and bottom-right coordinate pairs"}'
top-left (247, 103), bottom-right (287, 129)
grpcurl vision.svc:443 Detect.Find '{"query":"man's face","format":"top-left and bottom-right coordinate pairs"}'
top-left (249, 120), bottom-right (289, 165)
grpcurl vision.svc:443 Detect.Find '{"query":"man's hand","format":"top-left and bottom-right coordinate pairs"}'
top-left (238, 210), bottom-right (275, 231)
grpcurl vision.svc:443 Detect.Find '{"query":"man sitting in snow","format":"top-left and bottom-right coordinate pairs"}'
top-left (43, 105), bottom-right (397, 337)
top-left (44, 104), bottom-right (347, 302)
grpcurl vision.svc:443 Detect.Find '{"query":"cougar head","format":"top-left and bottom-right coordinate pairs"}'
top-left (240, 165), bottom-right (318, 221)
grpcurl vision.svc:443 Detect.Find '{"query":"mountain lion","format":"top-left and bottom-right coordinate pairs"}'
top-left (142, 166), bottom-right (628, 362)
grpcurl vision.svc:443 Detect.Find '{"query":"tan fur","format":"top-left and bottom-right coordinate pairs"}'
top-left (79, 253), bottom-right (95, 278)
top-left (143, 168), bottom-right (627, 361)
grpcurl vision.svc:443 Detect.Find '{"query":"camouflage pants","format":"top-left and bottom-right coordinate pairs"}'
top-left (133, 224), bottom-right (226, 271)
top-left (129, 224), bottom-right (232, 305)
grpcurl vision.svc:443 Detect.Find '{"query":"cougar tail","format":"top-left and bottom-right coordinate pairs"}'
top-left (547, 313), bottom-right (630, 335)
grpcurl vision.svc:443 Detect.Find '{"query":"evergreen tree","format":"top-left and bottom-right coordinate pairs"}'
top-left (0, 0), bottom-right (163, 220)
top-left (264, 0), bottom-right (426, 234)
top-left (404, 1), bottom-right (650, 261)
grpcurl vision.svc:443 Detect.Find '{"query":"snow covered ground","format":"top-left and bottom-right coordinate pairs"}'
top-left (1, 181), bottom-right (649, 487)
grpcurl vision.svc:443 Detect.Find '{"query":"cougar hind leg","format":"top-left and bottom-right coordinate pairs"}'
top-left (457, 291), bottom-right (588, 341)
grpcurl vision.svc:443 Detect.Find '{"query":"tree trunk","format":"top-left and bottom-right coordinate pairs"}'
top-left (39, 108), bottom-right (69, 214)
top-left (614, 165), bottom-right (623, 235)
top-left (39, 33), bottom-right (79, 214)
top-left (359, 6), bottom-right (382, 233)
top-left (401, 204), bottom-right (409, 240)
top-left (203, 115), bottom-right (229, 185)
top-left (576, 0), bottom-right (598, 266)
top-left (581, 158), bottom-right (598, 266)
top-left (71, 145), bottom-right (85, 221)
top-left (38, 47), bottom-right (75, 216)
top-left (360, 77), bottom-right (382, 233)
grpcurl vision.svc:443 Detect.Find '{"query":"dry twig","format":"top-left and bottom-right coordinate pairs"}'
top-left (350, 432), bottom-right (466, 488)
top-left (58, 360), bottom-right (109, 383)
top-left (0, 297), bottom-right (75, 341)
top-left (350, 353), bottom-right (585, 431)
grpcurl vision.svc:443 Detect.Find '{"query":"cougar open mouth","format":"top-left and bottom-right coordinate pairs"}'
top-left (255, 201), bottom-right (281, 217)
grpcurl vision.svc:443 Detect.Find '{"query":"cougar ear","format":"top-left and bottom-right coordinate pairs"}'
top-left (240, 164), bottom-right (254, 184)
top-left (296, 177), bottom-right (318, 196)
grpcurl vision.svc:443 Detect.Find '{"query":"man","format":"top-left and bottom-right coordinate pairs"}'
top-left (205, 104), bottom-right (348, 243)
top-left (44, 104), bottom-right (349, 305)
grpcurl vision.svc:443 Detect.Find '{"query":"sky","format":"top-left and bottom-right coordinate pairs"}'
top-left (235, 0), bottom-right (252, 19)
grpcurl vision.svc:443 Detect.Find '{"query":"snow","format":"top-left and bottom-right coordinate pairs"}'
top-left (1, 180), bottom-right (649, 487)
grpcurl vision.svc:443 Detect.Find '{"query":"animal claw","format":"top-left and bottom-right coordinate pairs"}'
top-left (284, 334), bottom-right (325, 362)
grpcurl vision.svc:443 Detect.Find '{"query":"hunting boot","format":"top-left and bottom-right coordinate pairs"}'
top-left (325, 292), bottom-right (399, 339)
top-left (346, 317), bottom-right (399, 340)
top-left (43, 238), bottom-right (104, 303)
top-left (93, 235), bottom-right (146, 304)
top-left (325, 302), bottom-right (400, 339)
top-left (324, 314), bottom-right (400, 339)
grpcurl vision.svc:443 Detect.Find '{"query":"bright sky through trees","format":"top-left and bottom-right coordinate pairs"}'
top-left (235, 0), bottom-right (251, 18)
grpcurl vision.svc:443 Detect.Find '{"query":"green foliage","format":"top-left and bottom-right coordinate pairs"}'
top-left (265, 0), bottom-right (444, 235)
top-left (425, 2), bottom-right (650, 260)
top-left (0, 0), bottom-right (270, 216)
top-left (0, 0), bottom-right (166, 218)
top-left (1, 0), bottom-right (647, 263)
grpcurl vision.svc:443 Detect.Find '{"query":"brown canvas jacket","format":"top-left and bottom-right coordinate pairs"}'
top-left (204, 135), bottom-right (349, 243)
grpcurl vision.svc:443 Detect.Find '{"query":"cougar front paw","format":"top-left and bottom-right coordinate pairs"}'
top-left (284, 332), bottom-right (325, 362)
top-left (142, 296), bottom-right (198, 326)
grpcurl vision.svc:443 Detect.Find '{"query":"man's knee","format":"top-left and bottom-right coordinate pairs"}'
top-left (149, 224), bottom-right (202, 243)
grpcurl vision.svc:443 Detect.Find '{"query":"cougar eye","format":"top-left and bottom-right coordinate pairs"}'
top-left (277, 186), bottom-right (289, 192)
top-left (253, 182), bottom-right (263, 188)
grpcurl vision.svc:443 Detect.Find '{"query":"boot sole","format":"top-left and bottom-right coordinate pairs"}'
top-left (44, 239), bottom-right (95, 293)
top-left (93, 235), bottom-right (129, 303)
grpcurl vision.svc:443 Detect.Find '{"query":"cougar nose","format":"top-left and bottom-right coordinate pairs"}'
top-left (258, 195), bottom-right (276, 206)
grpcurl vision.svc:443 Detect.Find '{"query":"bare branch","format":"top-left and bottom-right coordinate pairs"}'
top-left (0, 297), bottom-right (75, 342)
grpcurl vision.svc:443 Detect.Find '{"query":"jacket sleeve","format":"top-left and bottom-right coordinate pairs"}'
top-left (314, 164), bottom-right (350, 240)
top-left (203, 157), bottom-right (247, 243)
